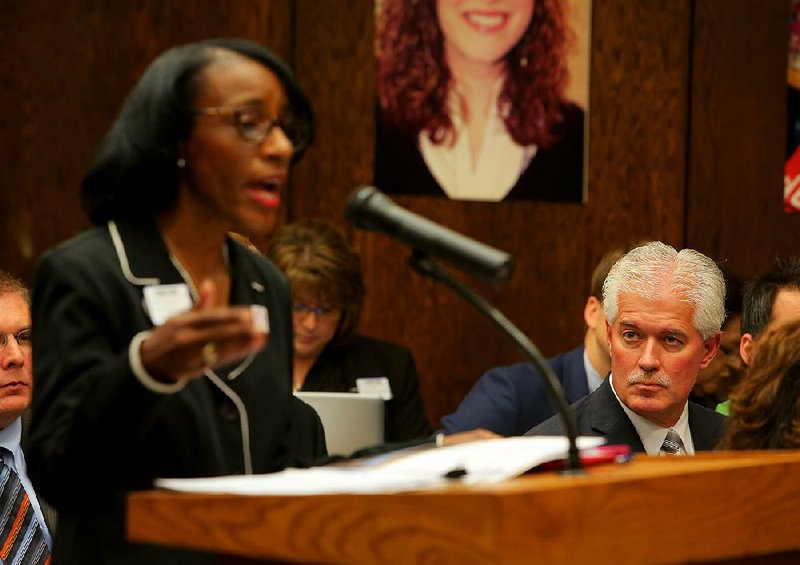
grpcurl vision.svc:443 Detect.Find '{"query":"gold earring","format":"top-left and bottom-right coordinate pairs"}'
top-left (177, 157), bottom-right (186, 168)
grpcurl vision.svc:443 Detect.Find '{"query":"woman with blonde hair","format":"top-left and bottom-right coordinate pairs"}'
top-left (267, 219), bottom-right (432, 442)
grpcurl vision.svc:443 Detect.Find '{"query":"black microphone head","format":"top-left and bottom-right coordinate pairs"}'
top-left (345, 185), bottom-right (386, 231)
top-left (344, 185), bottom-right (514, 283)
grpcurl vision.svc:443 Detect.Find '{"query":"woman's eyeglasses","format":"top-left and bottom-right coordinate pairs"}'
top-left (195, 105), bottom-right (311, 152)
top-left (292, 302), bottom-right (339, 319)
top-left (0, 329), bottom-right (32, 351)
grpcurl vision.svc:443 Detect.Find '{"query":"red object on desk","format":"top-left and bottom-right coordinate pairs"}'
top-left (534, 443), bottom-right (633, 471)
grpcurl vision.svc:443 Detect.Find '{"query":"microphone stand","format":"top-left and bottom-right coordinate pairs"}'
top-left (409, 250), bottom-right (584, 474)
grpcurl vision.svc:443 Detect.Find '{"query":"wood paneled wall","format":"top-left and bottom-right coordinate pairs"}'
top-left (0, 0), bottom-right (792, 427)
top-left (0, 0), bottom-right (293, 282)
top-left (687, 0), bottom-right (792, 273)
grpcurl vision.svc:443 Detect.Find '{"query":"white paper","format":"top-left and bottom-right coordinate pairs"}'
top-left (356, 376), bottom-right (392, 400)
top-left (155, 436), bottom-right (605, 496)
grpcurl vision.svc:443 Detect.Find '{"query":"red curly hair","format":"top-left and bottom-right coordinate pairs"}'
top-left (376, 0), bottom-right (572, 148)
top-left (717, 317), bottom-right (800, 450)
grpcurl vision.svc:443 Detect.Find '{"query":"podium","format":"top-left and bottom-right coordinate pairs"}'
top-left (128, 451), bottom-right (800, 564)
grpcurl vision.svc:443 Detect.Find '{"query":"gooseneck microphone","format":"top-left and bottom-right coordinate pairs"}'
top-left (345, 186), bottom-right (514, 283)
top-left (346, 185), bottom-right (583, 473)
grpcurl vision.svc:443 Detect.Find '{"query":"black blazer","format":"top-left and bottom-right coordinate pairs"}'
top-left (301, 335), bottom-right (432, 442)
top-left (525, 377), bottom-right (726, 452)
top-left (27, 219), bottom-right (324, 565)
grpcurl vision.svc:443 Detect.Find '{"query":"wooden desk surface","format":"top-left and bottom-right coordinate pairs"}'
top-left (128, 451), bottom-right (800, 564)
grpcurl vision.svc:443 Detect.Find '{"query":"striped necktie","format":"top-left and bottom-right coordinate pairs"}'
top-left (0, 457), bottom-right (51, 565)
top-left (660, 429), bottom-right (686, 456)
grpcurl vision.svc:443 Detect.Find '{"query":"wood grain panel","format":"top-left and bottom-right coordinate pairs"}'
top-left (0, 0), bottom-right (292, 282)
top-left (293, 0), bottom-right (692, 426)
top-left (686, 0), bottom-right (795, 277)
top-left (128, 451), bottom-right (800, 564)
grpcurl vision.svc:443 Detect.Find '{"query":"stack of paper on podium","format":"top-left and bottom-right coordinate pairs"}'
top-left (155, 436), bottom-right (606, 496)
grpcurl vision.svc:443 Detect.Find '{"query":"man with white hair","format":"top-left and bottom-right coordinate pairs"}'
top-left (527, 242), bottom-right (726, 454)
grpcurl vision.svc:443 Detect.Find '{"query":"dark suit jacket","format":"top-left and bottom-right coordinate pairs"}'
top-left (21, 412), bottom-right (57, 535)
top-left (440, 345), bottom-right (590, 437)
top-left (525, 377), bottom-right (726, 452)
top-left (301, 335), bottom-right (432, 442)
top-left (27, 219), bottom-right (325, 565)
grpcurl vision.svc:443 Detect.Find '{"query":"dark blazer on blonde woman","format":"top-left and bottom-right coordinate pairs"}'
top-left (299, 335), bottom-right (432, 442)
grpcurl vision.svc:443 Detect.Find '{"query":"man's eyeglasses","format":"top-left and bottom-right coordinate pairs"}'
top-left (0, 329), bottom-right (31, 351)
top-left (292, 302), bottom-right (339, 319)
top-left (195, 105), bottom-right (311, 152)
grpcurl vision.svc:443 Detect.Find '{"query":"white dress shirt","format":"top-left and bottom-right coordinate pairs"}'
top-left (609, 373), bottom-right (695, 455)
top-left (583, 348), bottom-right (603, 393)
top-left (418, 79), bottom-right (536, 201)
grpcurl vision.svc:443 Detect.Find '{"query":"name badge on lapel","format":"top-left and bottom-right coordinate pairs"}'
top-left (143, 283), bottom-right (194, 326)
top-left (356, 376), bottom-right (393, 400)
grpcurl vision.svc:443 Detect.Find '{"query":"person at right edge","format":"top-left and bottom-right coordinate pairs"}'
top-left (26, 38), bottom-right (326, 564)
top-left (527, 242), bottom-right (726, 455)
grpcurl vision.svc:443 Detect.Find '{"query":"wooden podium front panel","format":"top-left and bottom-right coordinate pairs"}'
top-left (128, 452), bottom-right (800, 564)
top-left (497, 453), bottom-right (800, 564)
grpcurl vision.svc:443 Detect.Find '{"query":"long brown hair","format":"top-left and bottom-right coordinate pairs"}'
top-left (376, 0), bottom-right (571, 147)
top-left (718, 317), bottom-right (800, 450)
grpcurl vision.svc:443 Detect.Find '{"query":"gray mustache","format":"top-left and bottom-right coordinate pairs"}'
top-left (627, 370), bottom-right (670, 388)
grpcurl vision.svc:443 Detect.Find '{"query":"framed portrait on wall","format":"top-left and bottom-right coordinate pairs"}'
top-left (374, 0), bottom-right (592, 203)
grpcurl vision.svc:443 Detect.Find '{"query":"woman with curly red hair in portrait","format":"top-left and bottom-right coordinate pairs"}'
top-left (376, 0), bottom-right (585, 202)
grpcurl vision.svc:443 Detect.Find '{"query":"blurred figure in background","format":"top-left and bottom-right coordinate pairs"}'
top-left (716, 257), bottom-right (800, 416)
top-left (267, 219), bottom-right (432, 442)
top-left (440, 245), bottom-right (624, 437)
top-left (690, 269), bottom-right (744, 409)
top-left (0, 271), bottom-right (53, 561)
top-left (739, 257), bottom-right (800, 366)
top-left (718, 317), bottom-right (800, 449)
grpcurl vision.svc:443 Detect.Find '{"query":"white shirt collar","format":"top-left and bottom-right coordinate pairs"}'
top-left (609, 374), bottom-right (694, 455)
top-left (0, 417), bottom-right (24, 469)
top-left (418, 78), bottom-right (536, 201)
top-left (583, 348), bottom-right (603, 393)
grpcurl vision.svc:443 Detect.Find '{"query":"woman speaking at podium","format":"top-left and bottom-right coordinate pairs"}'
top-left (27, 39), bottom-right (325, 564)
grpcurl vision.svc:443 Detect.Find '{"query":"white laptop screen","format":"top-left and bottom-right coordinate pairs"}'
top-left (295, 392), bottom-right (385, 456)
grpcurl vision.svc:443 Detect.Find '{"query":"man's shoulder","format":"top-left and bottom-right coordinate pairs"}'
top-left (547, 345), bottom-right (586, 374)
top-left (689, 400), bottom-right (727, 422)
top-left (686, 401), bottom-right (726, 451)
top-left (482, 344), bottom-right (584, 383)
top-left (525, 381), bottom-right (621, 436)
top-left (688, 400), bottom-right (727, 430)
